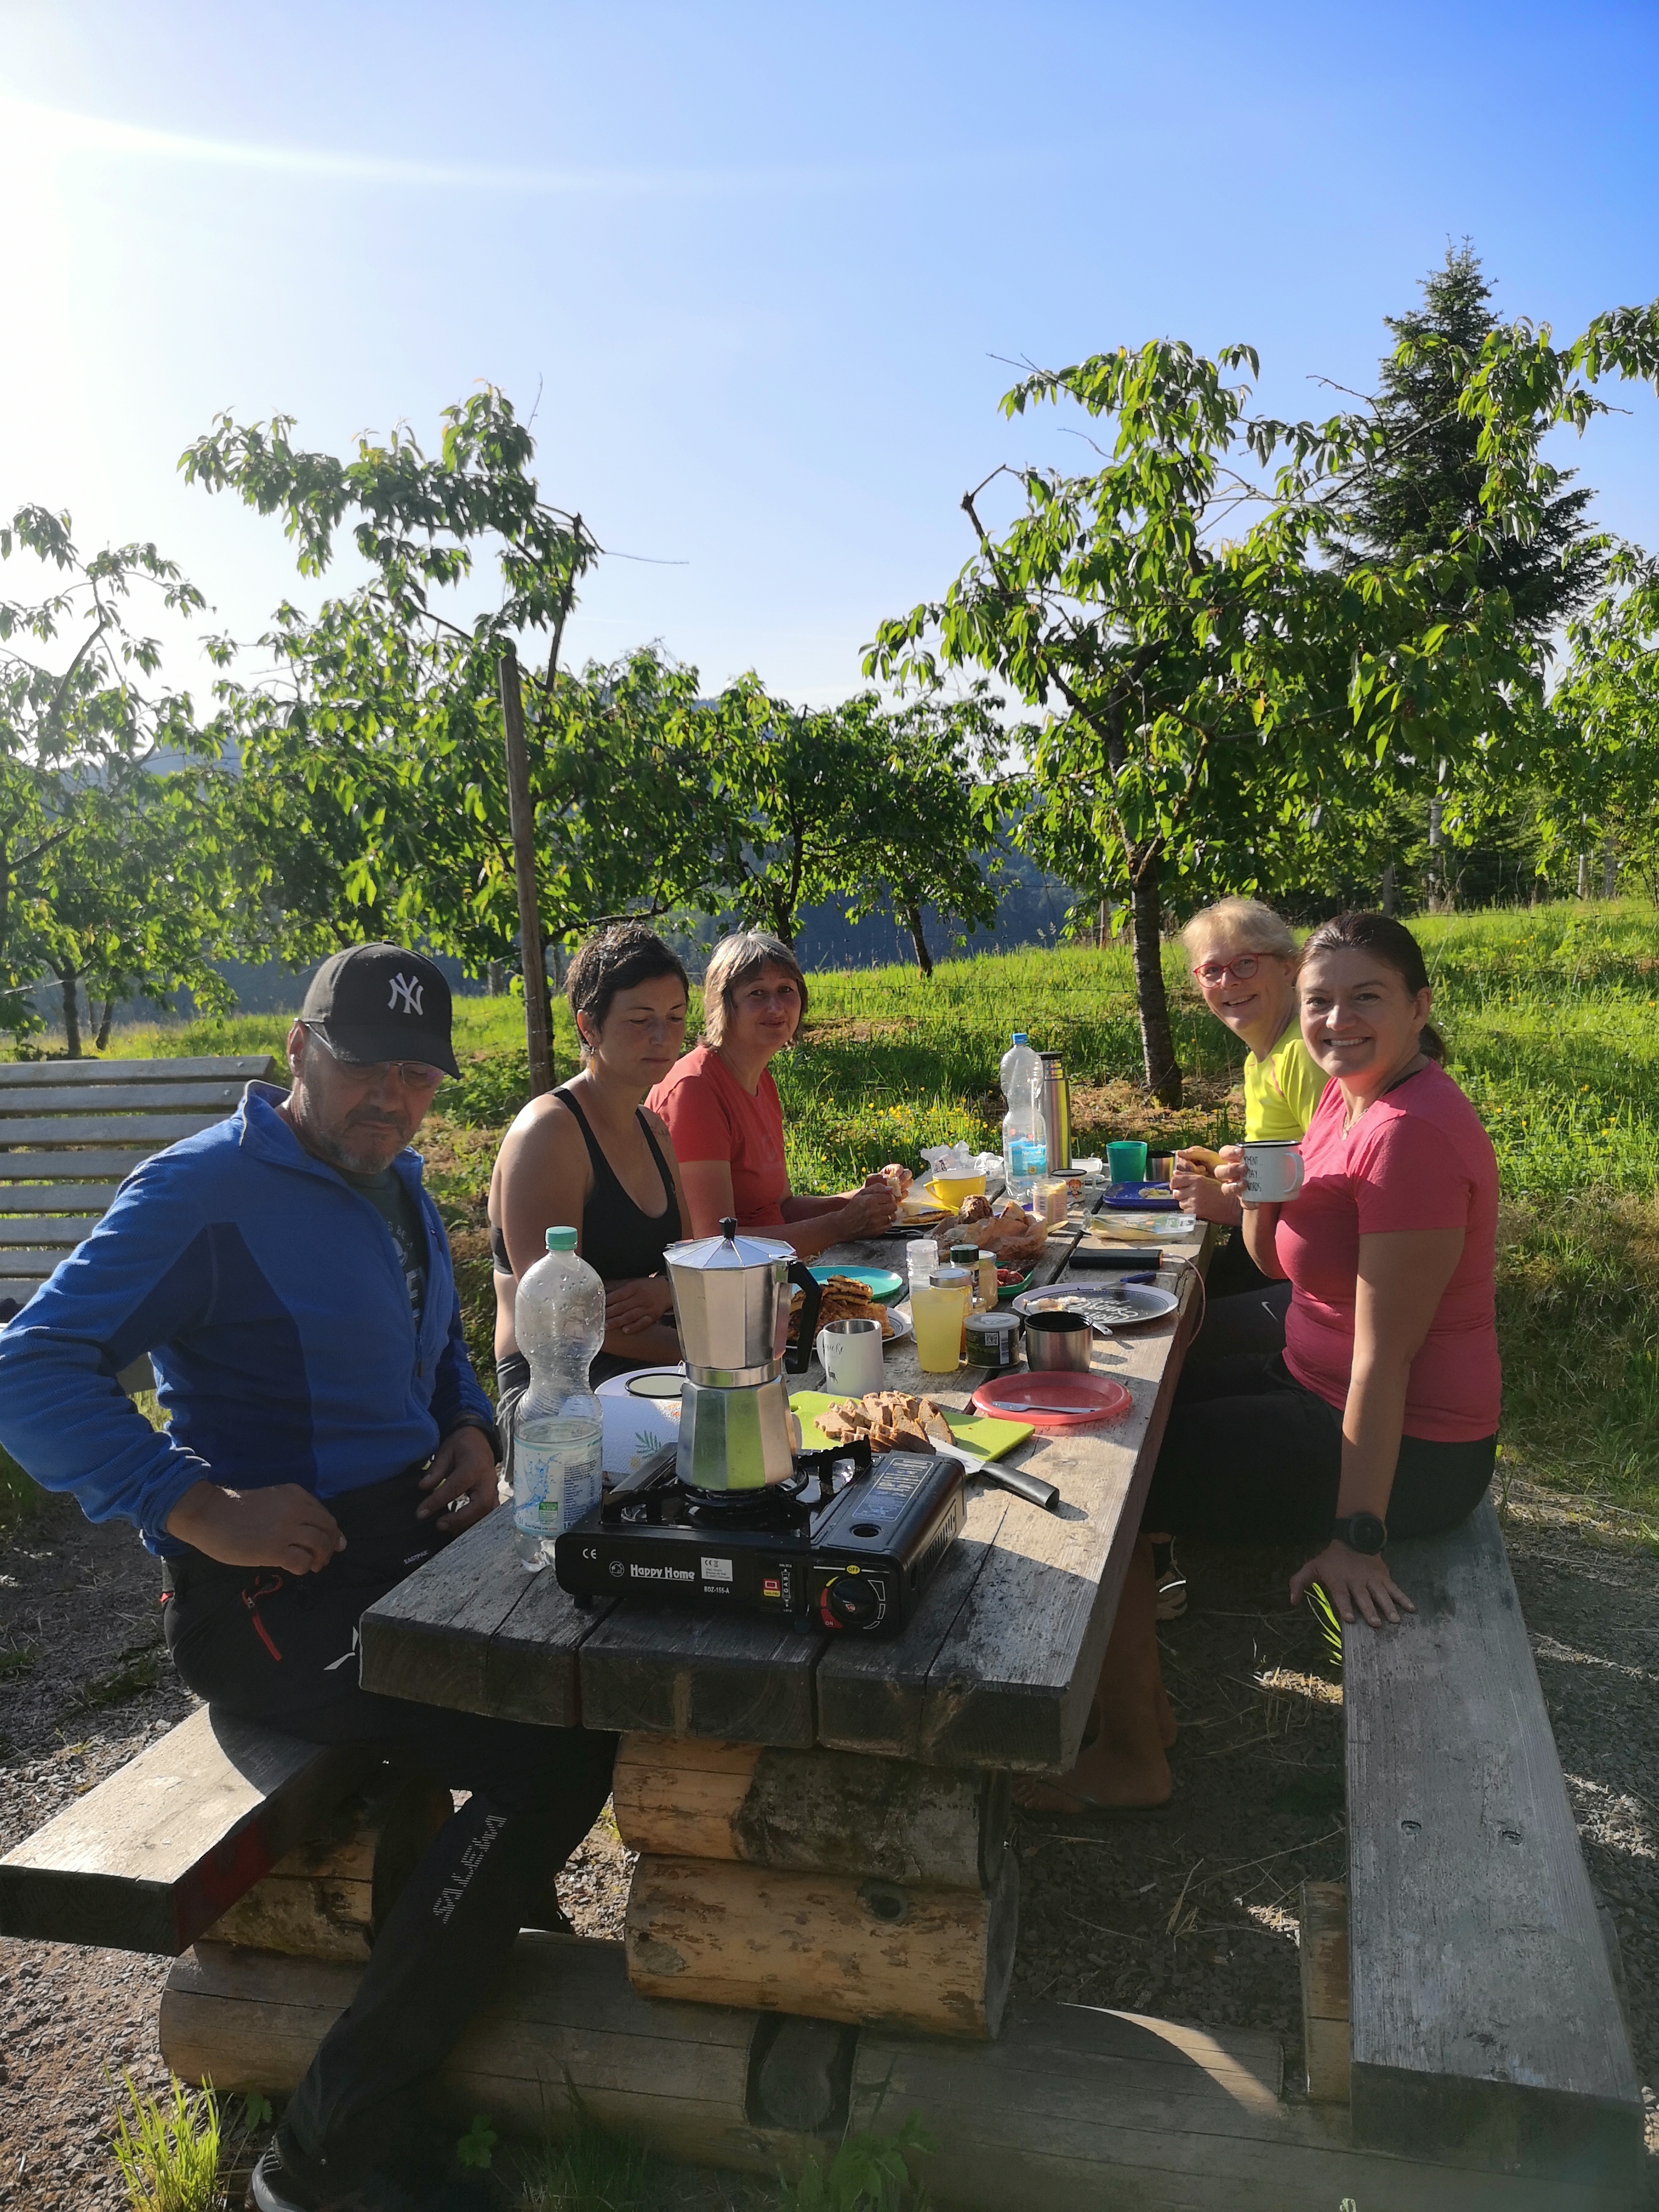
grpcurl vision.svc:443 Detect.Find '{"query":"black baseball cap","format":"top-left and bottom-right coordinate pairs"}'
top-left (298, 945), bottom-right (460, 1078)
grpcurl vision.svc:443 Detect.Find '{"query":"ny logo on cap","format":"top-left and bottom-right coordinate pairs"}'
top-left (388, 973), bottom-right (424, 1016)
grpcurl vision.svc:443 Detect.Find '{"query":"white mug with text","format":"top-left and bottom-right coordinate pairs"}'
top-left (1241, 1139), bottom-right (1305, 1206)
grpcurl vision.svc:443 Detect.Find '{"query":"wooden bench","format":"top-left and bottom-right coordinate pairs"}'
top-left (0, 1703), bottom-right (447, 1960)
top-left (1310, 1500), bottom-right (1644, 2193)
top-left (0, 1053), bottom-right (276, 1311)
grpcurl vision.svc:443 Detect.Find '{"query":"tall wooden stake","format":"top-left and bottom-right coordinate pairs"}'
top-left (499, 646), bottom-right (554, 1096)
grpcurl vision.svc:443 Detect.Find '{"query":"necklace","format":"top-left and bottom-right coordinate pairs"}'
top-left (1342, 1054), bottom-right (1429, 1134)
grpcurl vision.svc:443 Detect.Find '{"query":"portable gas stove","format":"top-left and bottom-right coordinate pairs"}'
top-left (553, 1438), bottom-right (965, 1637)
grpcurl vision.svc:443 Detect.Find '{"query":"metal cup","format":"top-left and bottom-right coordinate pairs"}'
top-left (816, 1315), bottom-right (885, 1395)
top-left (1023, 1310), bottom-right (1093, 1372)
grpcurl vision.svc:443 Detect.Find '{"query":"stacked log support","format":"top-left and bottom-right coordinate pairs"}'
top-left (161, 1937), bottom-right (1618, 2210)
top-left (612, 1734), bottom-right (1016, 2038)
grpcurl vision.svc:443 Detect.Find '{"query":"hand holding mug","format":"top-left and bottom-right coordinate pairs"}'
top-left (1239, 1140), bottom-right (1304, 1206)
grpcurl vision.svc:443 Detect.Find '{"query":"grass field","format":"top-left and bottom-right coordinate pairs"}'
top-left (88, 900), bottom-right (1659, 1520)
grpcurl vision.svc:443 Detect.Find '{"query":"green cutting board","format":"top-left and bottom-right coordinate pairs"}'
top-left (789, 1389), bottom-right (1034, 1461)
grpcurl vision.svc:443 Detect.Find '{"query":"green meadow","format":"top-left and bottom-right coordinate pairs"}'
top-left (98, 901), bottom-right (1659, 1520)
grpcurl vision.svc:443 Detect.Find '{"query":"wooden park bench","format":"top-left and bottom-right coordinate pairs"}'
top-left (1304, 1498), bottom-right (1645, 2190)
top-left (0, 1053), bottom-right (277, 1312)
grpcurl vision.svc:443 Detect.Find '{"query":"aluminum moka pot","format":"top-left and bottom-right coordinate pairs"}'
top-left (663, 1218), bottom-right (823, 1385)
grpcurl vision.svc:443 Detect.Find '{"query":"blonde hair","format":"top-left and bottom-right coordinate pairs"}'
top-left (1181, 897), bottom-right (1298, 965)
top-left (700, 931), bottom-right (809, 1050)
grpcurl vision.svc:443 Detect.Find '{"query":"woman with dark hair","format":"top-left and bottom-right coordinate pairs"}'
top-left (649, 929), bottom-right (899, 1258)
top-left (490, 924), bottom-right (692, 1389)
top-left (1023, 914), bottom-right (1500, 1815)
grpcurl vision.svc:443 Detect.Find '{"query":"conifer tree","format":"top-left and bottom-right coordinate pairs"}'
top-left (1338, 244), bottom-right (1606, 638)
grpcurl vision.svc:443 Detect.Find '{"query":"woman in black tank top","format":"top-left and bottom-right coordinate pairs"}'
top-left (489, 928), bottom-right (692, 1392)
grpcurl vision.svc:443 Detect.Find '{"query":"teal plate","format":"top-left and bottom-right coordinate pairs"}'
top-left (809, 1263), bottom-right (905, 1301)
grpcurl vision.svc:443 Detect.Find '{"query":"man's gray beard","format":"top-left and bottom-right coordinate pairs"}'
top-left (287, 1094), bottom-right (405, 1176)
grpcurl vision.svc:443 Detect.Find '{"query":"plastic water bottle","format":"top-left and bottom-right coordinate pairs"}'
top-left (999, 1033), bottom-right (1048, 1202)
top-left (510, 1226), bottom-right (605, 1570)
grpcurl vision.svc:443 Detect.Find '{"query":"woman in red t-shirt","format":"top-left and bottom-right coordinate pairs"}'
top-left (648, 931), bottom-right (899, 1258)
top-left (1144, 911), bottom-right (1500, 1631)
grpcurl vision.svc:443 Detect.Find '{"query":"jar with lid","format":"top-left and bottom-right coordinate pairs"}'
top-left (948, 1243), bottom-right (984, 1310)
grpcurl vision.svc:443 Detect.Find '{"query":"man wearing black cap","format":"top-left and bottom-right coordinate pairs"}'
top-left (0, 943), bottom-right (616, 2212)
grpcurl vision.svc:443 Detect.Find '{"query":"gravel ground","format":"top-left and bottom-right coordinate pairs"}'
top-left (2, 1477), bottom-right (1656, 2207)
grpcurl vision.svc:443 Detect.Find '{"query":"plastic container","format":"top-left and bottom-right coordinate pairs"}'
top-left (510, 1226), bottom-right (605, 1570)
top-left (914, 1269), bottom-right (972, 1372)
top-left (906, 1238), bottom-right (940, 1301)
top-left (999, 1034), bottom-right (1048, 1202)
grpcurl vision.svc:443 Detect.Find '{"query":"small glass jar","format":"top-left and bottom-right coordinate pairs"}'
top-left (965, 1308), bottom-right (1021, 1373)
top-left (948, 1243), bottom-right (984, 1310)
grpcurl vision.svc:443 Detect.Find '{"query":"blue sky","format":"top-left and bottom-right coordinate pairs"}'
top-left (2, 0), bottom-right (1657, 705)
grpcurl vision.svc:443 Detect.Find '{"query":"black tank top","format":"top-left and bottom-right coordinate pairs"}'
top-left (491, 1085), bottom-right (680, 1284)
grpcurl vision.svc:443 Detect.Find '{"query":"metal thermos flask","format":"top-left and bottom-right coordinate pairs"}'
top-left (1040, 1053), bottom-right (1071, 1178)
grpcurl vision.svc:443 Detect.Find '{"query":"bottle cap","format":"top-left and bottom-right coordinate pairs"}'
top-left (545, 1227), bottom-right (578, 1252)
top-left (930, 1266), bottom-right (972, 1288)
top-left (948, 1244), bottom-right (979, 1264)
top-left (1011, 1031), bottom-right (1028, 1044)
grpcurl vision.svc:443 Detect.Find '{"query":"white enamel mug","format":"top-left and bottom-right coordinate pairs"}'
top-left (817, 1315), bottom-right (885, 1393)
top-left (1241, 1139), bottom-right (1305, 1205)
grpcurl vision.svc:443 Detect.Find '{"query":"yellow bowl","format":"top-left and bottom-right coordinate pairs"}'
top-left (928, 1170), bottom-right (987, 1207)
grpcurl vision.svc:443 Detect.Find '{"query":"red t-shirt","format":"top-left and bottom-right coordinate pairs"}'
top-left (1276, 1062), bottom-right (1500, 1443)
top-left (647, 1043), bottom-right (790, 1230)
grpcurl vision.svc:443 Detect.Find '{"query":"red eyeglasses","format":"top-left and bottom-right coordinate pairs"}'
top-left (1191, 954), bottom-right (1261, 986)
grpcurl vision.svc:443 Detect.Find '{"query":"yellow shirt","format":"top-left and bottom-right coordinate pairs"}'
top-left (1243, 1018), bottom-right (1327, 1141)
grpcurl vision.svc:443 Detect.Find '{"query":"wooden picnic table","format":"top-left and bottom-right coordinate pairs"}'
top-left (358, 1205), bottom-right (1210, 2039)
top-left (360, 1212), bottom-right (1207, 1776)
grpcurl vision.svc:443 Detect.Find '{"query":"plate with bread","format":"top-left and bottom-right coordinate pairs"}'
top-left (789, 1273), bottom-right (911, 1345)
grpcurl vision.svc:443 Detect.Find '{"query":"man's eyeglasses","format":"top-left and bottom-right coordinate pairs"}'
top-left (303, 1025), bottom-right (447, 1094)
top-left (1191, 954), bottom-right (1261, 987)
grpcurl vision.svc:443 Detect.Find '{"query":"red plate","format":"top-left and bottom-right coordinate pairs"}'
top-left (969, 1373), bottom-right (1134, 1427)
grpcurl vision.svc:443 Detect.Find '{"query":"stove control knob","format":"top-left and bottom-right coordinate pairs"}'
top-left (821, 1573), bottom-right (883, 1629)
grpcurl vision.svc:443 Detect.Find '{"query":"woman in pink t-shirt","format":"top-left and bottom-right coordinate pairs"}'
top-left (1144, 912), bottom-right (1499, 1631)
top-left (649, 931), bottom-right (899, 1258)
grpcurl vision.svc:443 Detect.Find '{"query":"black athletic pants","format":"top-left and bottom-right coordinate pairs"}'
top-left (1143, 1350), bottom-right (1496, 1544)
top-left (161, 1467), bottom-right (616, 2186)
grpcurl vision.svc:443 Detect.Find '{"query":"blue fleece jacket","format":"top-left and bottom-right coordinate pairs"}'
top-left (0, 1082), bottom-right (496, 1555)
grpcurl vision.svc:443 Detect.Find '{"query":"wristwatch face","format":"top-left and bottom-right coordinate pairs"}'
top-left (1341, 1512), bottom-right (1387, 1555)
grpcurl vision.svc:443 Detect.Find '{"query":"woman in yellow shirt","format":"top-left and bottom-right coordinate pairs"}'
top-left (1172, 898), bottom-right (1327, 1353)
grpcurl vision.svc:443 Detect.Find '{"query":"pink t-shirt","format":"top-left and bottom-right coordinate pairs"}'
top-left (1276, 1062), bottom-right (1500, 1443)
top-left (647, 1044), bottom-right (789, 1230)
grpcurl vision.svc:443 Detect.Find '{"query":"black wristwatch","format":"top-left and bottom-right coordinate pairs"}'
top-left (1333, 1512), bottom-right (1387, 1555)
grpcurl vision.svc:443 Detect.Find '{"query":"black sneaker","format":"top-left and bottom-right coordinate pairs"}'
top-left (249, 2139), bottom-right (423, 2212)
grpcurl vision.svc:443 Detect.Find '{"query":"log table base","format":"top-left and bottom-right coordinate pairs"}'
top-left (612, 1733), bottom-right (1016, 2039)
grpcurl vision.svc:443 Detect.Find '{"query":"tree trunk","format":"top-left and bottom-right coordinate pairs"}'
top-left (1577, 850), bottom-right (1590, 899)
top-left (899, 897), bottom-right (933, 978)
top-left (59, 970), bottom-right (82, 1059)
top-left (1381, 862), bottom-right (1397, 917)
top-left (486, 960), bottom-right (504, 997)
top-left (1128, 851), bottom-right (1180, 1108)
top-left (1604, 846), bottom-right (1618, 901)
top-left (96, 997), bottom-right (115, 1053)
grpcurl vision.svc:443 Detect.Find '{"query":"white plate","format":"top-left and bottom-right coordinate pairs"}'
top-left (1016, 1281), bottom-right (1179, 1327)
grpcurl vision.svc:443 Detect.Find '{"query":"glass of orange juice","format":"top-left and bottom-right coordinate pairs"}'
top-left (913, 1280), bottom-right (970, 1373)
